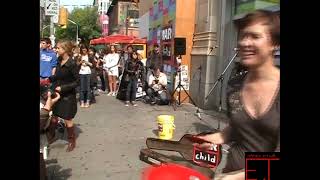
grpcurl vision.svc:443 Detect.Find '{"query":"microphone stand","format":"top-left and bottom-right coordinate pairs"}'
top-left (204, 50), bottom-right (239, 129)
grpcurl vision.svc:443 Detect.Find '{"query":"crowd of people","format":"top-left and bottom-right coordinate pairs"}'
top-left (39, 38), bottom-right (172, 180)
top-left (39, 9), bottom-right (279, 180)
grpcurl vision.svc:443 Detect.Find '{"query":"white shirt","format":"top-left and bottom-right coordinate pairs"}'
top-left (103, 53), bottom-right (120, 70)
top-left (79, 55), bottom-right (91, 75)
top-left (103, 53), bottom-right (120, 76)
top-left (148, 72), bottom-right (167, 91)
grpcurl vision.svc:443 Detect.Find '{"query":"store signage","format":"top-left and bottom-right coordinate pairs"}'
top-left (162, 27), bottom-right (172, 41)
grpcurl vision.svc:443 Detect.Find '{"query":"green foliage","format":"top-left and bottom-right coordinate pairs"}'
top-left (55, 7), bottom-right (102, 46)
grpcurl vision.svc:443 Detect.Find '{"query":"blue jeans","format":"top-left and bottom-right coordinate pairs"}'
top-left (126, 78), bottom-right (137, 102)
top-left (146, 88), bottom-right (169, 104)
top-left (80, 74), bottom-right (91, 102)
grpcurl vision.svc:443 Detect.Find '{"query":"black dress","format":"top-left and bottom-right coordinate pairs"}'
top-left (223, 73), bottom-right (280, 173)
top-left (50, 58), bottom-right (79, 120)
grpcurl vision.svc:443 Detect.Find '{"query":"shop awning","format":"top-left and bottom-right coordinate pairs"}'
top-left (90, 34), bottom-right (147, 45)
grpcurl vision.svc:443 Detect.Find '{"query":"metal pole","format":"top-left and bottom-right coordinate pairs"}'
top-left (76, 24), bottom-right (79, 45)
top-left (67, 19), bottom-right (79, 45)
top-left (126, 4), bottom-right (129, 35)
top-left (49, 16), bottom-right (55, 47)
top-left (42, 25), bottom-right (50, 38)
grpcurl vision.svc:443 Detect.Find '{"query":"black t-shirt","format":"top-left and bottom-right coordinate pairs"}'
top-left (223, 73), bottom-right (280, 173)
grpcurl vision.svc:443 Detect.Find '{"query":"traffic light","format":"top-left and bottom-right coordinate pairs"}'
top-left (59, 7), bottom-right (68, 28)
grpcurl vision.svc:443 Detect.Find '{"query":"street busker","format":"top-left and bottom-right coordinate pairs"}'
top-left (195, 10), bottom-right (280, 180)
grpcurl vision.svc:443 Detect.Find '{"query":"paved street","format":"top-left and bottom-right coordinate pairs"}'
top-left (46, 93), bottom-right (229, 180)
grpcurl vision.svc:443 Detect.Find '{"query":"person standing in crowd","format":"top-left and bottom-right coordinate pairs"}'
top-left (88, 47), bottom-right (98, 104)
top-left (195, 10), bottom-right (280, 180)
top-left (49, 40), bottom-right (79, 152)
top-left (146, 66), bottom-right (168, 105)
top-left (79, 46), bottom-right (92, 108)
top-left (146, 44), bottom-right (163, 73)
top-left (96, 49), bottom-right (106, 93)
top-left (124, 51), bottom-right (144, 107)
top-left (40, 38), bottom-right (57, 79)
top-left (124, 45), bottom-right (134, 62)
top-left (103, 45), bottom-right (120, 96)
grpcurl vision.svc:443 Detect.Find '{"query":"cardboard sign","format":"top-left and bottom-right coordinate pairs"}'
top-left (192, 145), bottom-right (221, 168)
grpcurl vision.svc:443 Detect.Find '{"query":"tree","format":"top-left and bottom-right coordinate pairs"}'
top-left (55, 6), bottom-right (102, 46)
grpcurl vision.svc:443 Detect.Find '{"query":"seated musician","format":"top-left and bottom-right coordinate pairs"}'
top-left (146, 66), bottom-right (169, 105)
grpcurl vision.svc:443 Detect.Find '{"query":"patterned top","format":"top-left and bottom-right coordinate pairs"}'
top-left (223, 73), bottom-right (280, 173)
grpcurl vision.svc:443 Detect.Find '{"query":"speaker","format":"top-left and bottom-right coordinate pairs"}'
top-left (174, 37), bottom-right (186, 55)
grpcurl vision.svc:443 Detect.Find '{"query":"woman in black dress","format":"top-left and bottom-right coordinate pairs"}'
top-left (196, 10), bottom-right (280, 179)
top-left (49, 40), bottom-right (79, 152)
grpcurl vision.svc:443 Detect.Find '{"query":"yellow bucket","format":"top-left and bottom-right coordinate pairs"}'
top-left (157, 115), bottom-right (175, 140)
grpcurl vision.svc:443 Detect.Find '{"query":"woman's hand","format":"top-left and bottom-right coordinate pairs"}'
top-left (55, 86), bottom-right (61, 92)
top-left (194, 132), bottom-right (225, 150)
top-left (43, 92), bottom-right (61, 111)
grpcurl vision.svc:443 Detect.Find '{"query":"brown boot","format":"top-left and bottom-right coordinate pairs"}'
top-left (66, 126), bottom-right (76, 152)
top-left (40, 153), bottom-right (48, 180)
top-left (46, 117), bottom-right (58, 144)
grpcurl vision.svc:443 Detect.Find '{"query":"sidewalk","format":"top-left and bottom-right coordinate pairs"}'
top-left (46, 94), bottom-right (230, 180)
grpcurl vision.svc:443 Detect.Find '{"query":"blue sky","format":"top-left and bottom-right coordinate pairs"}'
top-left (60, 0), bottom-right (94, 12)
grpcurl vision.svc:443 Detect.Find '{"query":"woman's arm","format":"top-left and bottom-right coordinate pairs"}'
top-left (195, 126), bottom-right (234, 150)
top-left (60, 62), bottom-right (80, 93)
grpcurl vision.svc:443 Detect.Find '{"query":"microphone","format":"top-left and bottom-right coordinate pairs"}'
top-left (233, 47), bottom-right (240, 51)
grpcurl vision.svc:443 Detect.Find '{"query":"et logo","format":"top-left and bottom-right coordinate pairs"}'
top-left (245, 152), bottom-right (280, 180)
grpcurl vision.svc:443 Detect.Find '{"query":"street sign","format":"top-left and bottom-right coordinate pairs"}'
top-left (40, 0), bottom-right (45, 7)
top-left (45, 0), bottom-right (60, 16)
top-left (52, 15), bottom-right (59, 24)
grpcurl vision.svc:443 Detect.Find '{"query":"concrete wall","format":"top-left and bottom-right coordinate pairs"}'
top-left (175, 0), bottom-right (196, 103)
top-left (190, 0), bottom-right (221, 110)
top-left (139, 0), bottom-right (154, 15)
top-left (138, 13), bottom-right (149, 39)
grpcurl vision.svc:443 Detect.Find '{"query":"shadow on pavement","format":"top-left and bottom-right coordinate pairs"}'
top-left (47, 164), bottom-right (72, 180)
top-left (152, 129), bottom-right (158, 137)
top-left (192, 122), bottom-right (220, 134)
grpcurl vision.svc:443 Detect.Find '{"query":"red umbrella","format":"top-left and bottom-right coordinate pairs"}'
top-left (90, 34), bottom-right (147, 45)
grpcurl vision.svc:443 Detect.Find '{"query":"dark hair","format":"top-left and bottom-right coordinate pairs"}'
top-left (131, 51), bottom-right (139, 60)
top-left (237, 10), bottom-right (280, 46)
top-left (89, 47), bottom-right (96, 53)
top-left (127, 45), bottom-right (133, 49)
top-left (110, 45), bottom-right (117, 52)
top-left (154, 44), bottom-right (159, 48)
top-left (41, 38), bottom-right (51, 45)
top-left (153, 65), bottom-right (161, 72)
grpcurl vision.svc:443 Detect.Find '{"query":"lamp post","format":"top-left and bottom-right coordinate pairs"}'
top-left (41, 25), bottom-right (50, 38)
top-left (126, 4), bottom-right (129, 35)
top-left (67, 19), bottom-right (79, 45)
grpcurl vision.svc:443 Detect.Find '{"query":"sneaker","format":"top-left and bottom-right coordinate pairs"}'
top-left (112, 92), bottom-right (116, 96)
top-left (80, 102), bottom-right (85, 108)
top-left (125, 101), bottom-right (129, 107)
top-left (131, 101), bottom-right (138, 107)
top-left (107, 92), bottom-right (113, 96)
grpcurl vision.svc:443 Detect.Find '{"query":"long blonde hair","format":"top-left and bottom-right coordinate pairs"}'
top-left (57, 40), bottom-right (75, 57)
